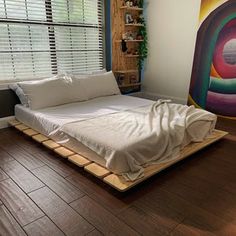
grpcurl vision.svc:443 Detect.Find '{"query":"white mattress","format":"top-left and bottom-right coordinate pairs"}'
top-left (15, 95), bottom-right (154, 166)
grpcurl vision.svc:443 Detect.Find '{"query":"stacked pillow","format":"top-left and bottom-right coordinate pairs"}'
top-left (73, 71), bottom-right (121, 100)
top-left (9, 70), bottom-right (120, 110)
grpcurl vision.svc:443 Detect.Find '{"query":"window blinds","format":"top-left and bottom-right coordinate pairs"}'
top-left (0, 0), bottom-right (104, 81)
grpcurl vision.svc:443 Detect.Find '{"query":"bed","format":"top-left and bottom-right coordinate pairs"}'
top-left (8, 71), bottom-right (228, 191)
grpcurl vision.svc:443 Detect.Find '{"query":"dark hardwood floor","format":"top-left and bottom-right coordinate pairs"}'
top-left (0, 117), bottom-right (236, 235)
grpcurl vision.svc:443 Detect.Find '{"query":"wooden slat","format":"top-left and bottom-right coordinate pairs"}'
top-left (85, 163), bottom-right (110, 179)
top-left (15, 124), bottom-right (29, 131)
top-left (43, 140), bottom-right (60, 150)
top-left (68, 154), bottom-right (92, 167)
top-left (54, 147), bottom-right (74, 158)
top-left (32, 134), bottom-right (49, 143)
top-left (103, 129), bottom-right (228, 192)
top-left (23, 129), bottom-right (39, 137)
top-left (8, 119), bottom-right (21, 127)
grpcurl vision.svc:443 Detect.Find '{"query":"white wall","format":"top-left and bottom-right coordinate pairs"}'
top-left (143, 0), bottom-right (201, 104)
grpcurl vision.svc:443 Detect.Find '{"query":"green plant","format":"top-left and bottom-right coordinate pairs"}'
top-left (138, 0), bottom-right (144, 8)
top-left (137, 20), bottom-right (148, 71)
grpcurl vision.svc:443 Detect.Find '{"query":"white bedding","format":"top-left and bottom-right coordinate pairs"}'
top-left (15, 95), bottom-right (217, 181)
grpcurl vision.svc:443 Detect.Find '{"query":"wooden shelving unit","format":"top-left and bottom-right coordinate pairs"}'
top-left (112, 0), bottom-right (144, 94)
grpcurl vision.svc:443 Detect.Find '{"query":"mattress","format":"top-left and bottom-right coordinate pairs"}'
top-left (15, 95), bottom-right (154, 167)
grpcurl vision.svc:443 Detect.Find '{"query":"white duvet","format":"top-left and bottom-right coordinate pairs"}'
top-left (61, 100), bottom-right (217, 180)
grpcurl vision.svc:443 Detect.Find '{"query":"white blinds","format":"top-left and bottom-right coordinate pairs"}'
top-left (0, 0), bottom-right (104, 81)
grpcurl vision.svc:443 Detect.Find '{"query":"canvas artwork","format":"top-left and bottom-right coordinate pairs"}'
top-left (188, 0), bottom-right (236, 118)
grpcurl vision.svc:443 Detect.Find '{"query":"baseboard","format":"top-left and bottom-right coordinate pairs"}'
top-left (0, 116), bottom-right (15, 129)
top-left (141, 91), bottom-right (187, 105)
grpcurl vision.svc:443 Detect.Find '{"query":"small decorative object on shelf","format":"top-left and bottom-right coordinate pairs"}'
top-left (125, 13), bottom-right (134, 24)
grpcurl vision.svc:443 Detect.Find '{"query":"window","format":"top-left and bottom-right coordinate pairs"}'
top-left (0, 0), bottom-right (104, 82)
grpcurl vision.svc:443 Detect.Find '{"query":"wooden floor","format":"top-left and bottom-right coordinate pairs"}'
top-left (0, 117), bottom-right (236, 236)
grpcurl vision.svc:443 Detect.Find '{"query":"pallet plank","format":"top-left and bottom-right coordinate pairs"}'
top-left (23, 129), bottom-right (39, 137)
top-left (54, 147), bottom-right (74, 158)
top-left (8, 119), bottom-right (21, 127)
top-left (69, 154), bottom-right (92, 167)
top-left (85, 163), bottom-right (110, 178)
top-left (15, 124), bottom-right (29, 131)
top-left (32, 134), bottom-right (49, 143)
top-left (43, 140), bottom-right (60, 150)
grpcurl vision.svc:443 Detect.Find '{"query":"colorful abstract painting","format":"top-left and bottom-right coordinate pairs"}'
top-left (188, 0), bottom-right (236, 118)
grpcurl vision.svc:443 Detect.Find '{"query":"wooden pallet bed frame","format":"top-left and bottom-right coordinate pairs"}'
top-left (9, 119), bottom-right (228, 192)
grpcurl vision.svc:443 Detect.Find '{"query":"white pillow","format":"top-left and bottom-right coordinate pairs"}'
top-left (9, 83), bottom-right (29, 106)
top-left (78, 71), bottom-right (120, 99)
top-left (18, 76), bottom-right (88, 110)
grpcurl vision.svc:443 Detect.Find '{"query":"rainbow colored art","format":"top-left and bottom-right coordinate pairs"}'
top-left (188, 0), bottom-right (236, 118)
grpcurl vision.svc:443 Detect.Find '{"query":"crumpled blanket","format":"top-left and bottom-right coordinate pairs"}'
top-left (61, 100), bottom-right (217, 181)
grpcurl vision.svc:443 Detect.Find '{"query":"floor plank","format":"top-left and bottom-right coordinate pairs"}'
top-left (33, 152), bottom-right (76, 178)
top-left (0, 148), bottom-right (14, 165)
top-left (23, 216), bottom-right (64, 236)
top-left (0, 160), bottom-right (44, 193)
top-left (0, 205), bottom-right (27, 236)
top-left (0, 168), bottom-right (9, 182)
top-left (66, 173), bottom-right (129, 215)
top-left (131, 188), bottom-right (188, 231)
top-left (3, 145), bottom-right (45, 170)
top-left (70, 196), bottom-right (139, 235)
top-left (118, 206), bottom-right (172, 236)
top-left (2, 130), bottom-right (44, 155)
top-left (29, 187), bottom-right (94, 235)
top-left (170, 204), bottom-right (236, 236)
top-left (0, 179), bottom-right (44, 226)
top-left (86, 229), bottom-right (103, 236)
top-left (32, 165), bottom-right (84, 203)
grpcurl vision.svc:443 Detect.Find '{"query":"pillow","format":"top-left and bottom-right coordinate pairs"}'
top-left (78, 71), bottom-right (121, 99)
top-left (8, 83), bottom-right (29, 106)
top-left (18, 75), bottom-right (88, 110)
